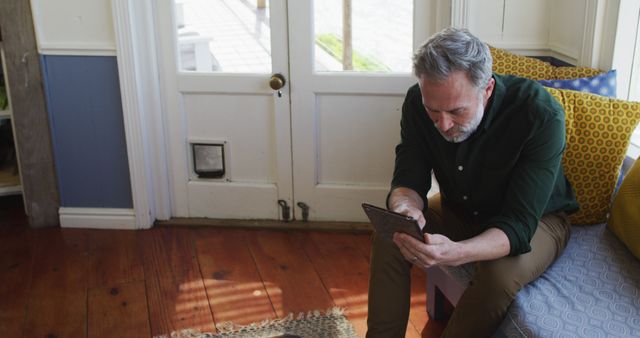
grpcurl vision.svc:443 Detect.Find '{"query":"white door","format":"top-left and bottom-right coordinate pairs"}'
top-left (157, 0), bottom-right (431, 222)
top-left (157, 0), bottom-right (293, 220)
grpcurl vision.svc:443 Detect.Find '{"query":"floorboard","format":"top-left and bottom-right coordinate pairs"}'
top-left (0, 221), bottom-right (34, 337)
top-left (139, 227), bottom-right (214, 336)
top-left (89, 229), bottom-right (145, 288)
top-left (22, 228), bottom-right (90, 338)
top-left (88, 281), bottom-right (151, 338)
top-left (193, 228), bottom-right (277, 326)
top-left (0, 196), bottom-right (444, 338)
top-left (245, 229), bottom-right (336, 317)
top-left (296, 231), bottom-right (371, 337)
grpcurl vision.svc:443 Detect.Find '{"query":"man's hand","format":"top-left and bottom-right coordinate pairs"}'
top-left (388, 187), bottom-right (426, 229)
top-left (393, 232), bottom-right (462, 268)
top-left (393, 227), bottom-right (511, 268)
top-left (395, 204), bottom-right (426, 229)
top-left (388, 187), bottom-right (511, 266)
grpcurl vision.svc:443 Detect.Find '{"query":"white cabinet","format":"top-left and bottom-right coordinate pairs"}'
top-left (466, 0), bottom-right (551, 49)
top-left (0, 41), bottom-right (22, 196)
top-left (456, 0), bottom-right (597, 66)
top-left (548, 0), bottom-right (596, 64)
top-left (466, 0), bottom-right (506, 43)
top-left (502, 0), bottom-right (551, 48)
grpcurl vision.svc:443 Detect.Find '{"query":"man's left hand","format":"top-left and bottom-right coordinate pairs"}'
top-left (393, 232), bottom-right (462, 268)
top-left (393, 227), bottom-right (511, 268)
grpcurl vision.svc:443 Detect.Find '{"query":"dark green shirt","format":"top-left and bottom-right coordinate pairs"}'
top-left (391, 74), bottom-right (579, 256)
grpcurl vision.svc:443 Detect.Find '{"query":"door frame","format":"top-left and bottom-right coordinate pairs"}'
top-left (111, 0), bottom-right (449, 227)
top-left (112, 0), bottom-right (171, 227)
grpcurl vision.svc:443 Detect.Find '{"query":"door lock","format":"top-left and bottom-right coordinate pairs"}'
top-left (297, 202), bottom-right (309, 222)
top-left (278, 200), bottom-right (291, 222)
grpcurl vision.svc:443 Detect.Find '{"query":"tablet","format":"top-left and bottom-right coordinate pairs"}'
top-left (362, 203), bottom-right (424, 242)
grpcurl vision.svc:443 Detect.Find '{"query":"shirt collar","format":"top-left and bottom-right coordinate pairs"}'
top-left (479, 73), bottom-right (505, 131)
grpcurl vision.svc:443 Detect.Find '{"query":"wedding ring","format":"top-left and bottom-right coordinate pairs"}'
top-left (411, 256), bottom-right (418, 262)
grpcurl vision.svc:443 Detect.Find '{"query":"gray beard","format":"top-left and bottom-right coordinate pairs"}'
top-left (436, 103), bottom-right (484, 143)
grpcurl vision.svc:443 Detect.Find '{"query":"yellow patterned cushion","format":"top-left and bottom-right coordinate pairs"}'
top-left (609, 160), bottom-right (640, 259)
top-left (490, 46), bottom-right (553, 80)
top-left (490, 46), bottom-right (604, 80)
top-left (552, 66), bottom-right (603, 80)
top-left (545, 87), bottom-right (640, 224)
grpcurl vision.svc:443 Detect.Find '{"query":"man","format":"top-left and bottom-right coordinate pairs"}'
top-left (366, 27), bottom-right (579, 338)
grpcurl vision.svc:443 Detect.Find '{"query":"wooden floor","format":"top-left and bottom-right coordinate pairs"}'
top-left (0, 195), bottom-right (445, 338)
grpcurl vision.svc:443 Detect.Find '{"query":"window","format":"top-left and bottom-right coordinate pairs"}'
top-left (173, 0), bottom-right (414, 74)
top-left (626, 7), bottom-right (640, 159)
top-left (175, 0), bottom-right (273, 73)
top-left (614, 1), bottom-right (640, 159)
top-left (314, 0), bottom-right (412, 72)
top-left (630, 128), bottom-right (640, 159)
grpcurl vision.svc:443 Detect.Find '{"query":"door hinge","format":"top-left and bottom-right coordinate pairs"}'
top-left (278, 200), bottom-right (291, 222)
top-left (297, 202), bottom-right (309, 222)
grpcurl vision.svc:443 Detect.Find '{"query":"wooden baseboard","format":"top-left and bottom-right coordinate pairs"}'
top-left (59, 207), bottom-right (136, 229)
top-left (156, 217), bottom-right (373, 233)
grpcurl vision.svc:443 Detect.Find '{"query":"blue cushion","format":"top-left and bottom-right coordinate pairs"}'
top-left (538, 70), bottom-right (617, 98)
top-left (494, 224), bottom-right (640, 338)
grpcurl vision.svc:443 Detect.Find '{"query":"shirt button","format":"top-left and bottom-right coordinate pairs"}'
top-left (457, 165), bottom-right (464, 171)
top-left (473, 211), bottom-right (479, 216)
top-left (463, 195), bottom-right (468, 200)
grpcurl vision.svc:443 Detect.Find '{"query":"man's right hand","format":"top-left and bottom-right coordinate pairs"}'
top-left (388, 187), bottom-right (427, 229)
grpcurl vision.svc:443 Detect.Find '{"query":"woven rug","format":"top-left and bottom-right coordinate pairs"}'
top-left (155, 308), bottom-right (358, 338)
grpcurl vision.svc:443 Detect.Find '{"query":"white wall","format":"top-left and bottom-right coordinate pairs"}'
top-left (30, 0), bottom-right (116, 55)
top-left (460, 0), bottom-right (563, 57)
top-left (461, 0), bottom-right (617, 68)
top-left (548, 0), bottom-right (587, 63)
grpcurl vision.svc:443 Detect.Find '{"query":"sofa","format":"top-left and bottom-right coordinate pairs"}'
top-left (425, 48), bottom-right (640, 337)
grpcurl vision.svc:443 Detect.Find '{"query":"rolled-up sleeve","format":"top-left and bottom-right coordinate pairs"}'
top-left (487, 106), bottom-right (566, 256)
top-left (388, 88), bottom-right (432, 209)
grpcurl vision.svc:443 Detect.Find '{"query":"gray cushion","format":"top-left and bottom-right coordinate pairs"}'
top-left (494, 224), bottom-right (640, 338)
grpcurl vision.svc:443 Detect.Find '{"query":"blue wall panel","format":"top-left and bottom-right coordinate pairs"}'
top-left (42, 55), bottom-right (133, 208)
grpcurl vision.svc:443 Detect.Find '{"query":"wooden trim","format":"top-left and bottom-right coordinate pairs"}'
top-left (59, 207), bottom-right (136, 229)
top-left (595, 0), bottom-right (620, 70)
top-left (112, 0), bottom-right (172, 227)
top-left (38, 43), bottom-right (117, 56)
top-left (157, 217), bottom-right (374, 233)
top-left (434, 0), bottom-right (452, 33)
top-left (580, 0), bottom-right (600, 67)
top-left (450, 0), bottom-right (470, 28)
top-left (0, 0), bottom-right (60, 227)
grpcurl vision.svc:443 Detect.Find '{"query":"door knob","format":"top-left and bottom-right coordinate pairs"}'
top-left (269, 73), bottom-right (286, 90)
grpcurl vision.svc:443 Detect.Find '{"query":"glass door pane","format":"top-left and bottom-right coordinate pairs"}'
top-left (314, 0), bottom-right (413, 72)
top-left (175, 0), bottom-right (272, 73)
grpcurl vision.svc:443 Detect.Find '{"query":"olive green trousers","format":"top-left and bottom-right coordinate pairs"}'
top-left (366, 195), bottom-right (571, 338)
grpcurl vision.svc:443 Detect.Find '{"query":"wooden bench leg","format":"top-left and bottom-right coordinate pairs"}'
top-left (426, 266), bottom-right (470, 321)
top-left (427, 280), bottom-right (448, 321)
top-left (432, 287), bottom-right (448, 321)
top-left (427, 267), bottom-right (448, 321)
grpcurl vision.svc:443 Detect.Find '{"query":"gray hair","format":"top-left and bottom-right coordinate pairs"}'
top-left (412, 27), bottom-right (493, 90)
